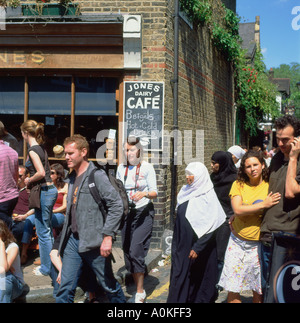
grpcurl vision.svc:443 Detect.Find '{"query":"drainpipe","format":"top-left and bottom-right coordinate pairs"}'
top-left (170, 0), bottom-right (179, 229)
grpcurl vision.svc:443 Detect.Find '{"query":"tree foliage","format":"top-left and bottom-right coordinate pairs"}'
top-left (179, 0), bottom-right (281, 136)
top-left (235, 50), bottom-right (280, 136)
top-left (272, 63), bottom-right (300, 118)
top-left (180, 0), bottom-right (241, 61)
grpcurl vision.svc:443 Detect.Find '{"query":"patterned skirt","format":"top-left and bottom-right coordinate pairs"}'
top-left (218, 233), bottom-right (262, 295)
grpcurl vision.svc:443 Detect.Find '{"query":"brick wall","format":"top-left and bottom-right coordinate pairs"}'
top-left (70, 0), bottom-right (235, 247)
top-left (163, 1), bottom-right (235, 234)
top-left (18, 0), bottom-right (235, 249)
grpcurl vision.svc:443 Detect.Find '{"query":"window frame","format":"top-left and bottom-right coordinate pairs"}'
top-left (0, 70), bottom-right (124, 165)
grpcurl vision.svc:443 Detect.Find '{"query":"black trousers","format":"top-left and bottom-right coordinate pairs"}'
top-left (121, 203), bottom-right (154, 273)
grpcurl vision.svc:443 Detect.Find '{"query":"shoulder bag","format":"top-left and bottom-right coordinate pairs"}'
top-left (28, 147), bottom-right (49, 209)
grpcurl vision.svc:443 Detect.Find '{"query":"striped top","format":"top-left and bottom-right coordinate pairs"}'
top-left (0, 140), bottom-right (19, 203)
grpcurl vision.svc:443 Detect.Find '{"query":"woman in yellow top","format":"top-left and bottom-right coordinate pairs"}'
top-left (218, 150), bottom-right (281, 303)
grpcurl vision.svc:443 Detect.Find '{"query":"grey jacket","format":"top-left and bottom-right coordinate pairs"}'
top-left (58, 162), bottom-right (123, 255)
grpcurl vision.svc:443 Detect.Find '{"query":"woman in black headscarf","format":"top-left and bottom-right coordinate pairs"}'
top-left (210, 151), bottom-right (237, 279)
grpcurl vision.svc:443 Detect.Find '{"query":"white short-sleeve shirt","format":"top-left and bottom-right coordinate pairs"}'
top-left (117, 161), bottom-right (157, 209)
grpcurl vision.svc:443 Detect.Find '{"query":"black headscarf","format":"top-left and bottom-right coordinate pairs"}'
top-left (210, 151), bottom-right (237, 217)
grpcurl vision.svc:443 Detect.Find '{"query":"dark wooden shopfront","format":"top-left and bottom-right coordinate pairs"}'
top-left (0, 15), bottom-right (126, 165)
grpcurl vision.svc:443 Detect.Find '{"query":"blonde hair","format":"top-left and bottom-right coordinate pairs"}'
top-left (64, 134), bottom-right (89, 158)
top-left (21, 120), bottom-right (45, 145)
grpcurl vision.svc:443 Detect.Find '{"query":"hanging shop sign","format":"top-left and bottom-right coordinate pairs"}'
top-left (123, 81), bottom-right (164, 151)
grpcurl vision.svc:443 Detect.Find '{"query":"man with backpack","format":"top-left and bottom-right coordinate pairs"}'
top-left (55, 134), bottom-right (126, 303)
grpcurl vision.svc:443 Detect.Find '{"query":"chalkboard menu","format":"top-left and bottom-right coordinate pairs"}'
top-left (123, 81), bottom-right (164, 151)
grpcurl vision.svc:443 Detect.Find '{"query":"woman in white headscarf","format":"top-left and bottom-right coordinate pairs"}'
top-left (167, 162), bottom-right (226, 303)
top-left (228, 145), bottom-right (246, 168)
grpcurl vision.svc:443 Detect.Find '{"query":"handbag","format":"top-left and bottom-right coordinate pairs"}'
top-left (28, 147), bottom-right (49, 209)
top-left (28, 184), bottom-right (41, 209)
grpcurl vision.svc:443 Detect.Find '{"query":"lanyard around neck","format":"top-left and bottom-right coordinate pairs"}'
top-left (124, 163), bottom-right (141, 190)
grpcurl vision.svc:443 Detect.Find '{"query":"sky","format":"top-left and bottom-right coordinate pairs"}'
top-left (236, 0), bottom-right (300, 70)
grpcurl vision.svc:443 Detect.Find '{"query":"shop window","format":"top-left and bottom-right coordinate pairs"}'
top-left (0, 75), bottom-right (119, 165)
top-left (0, 77), bottom-right (24, 115)
top-left (75, 77), bottom-right (117, 116)
top-left (74, 77), bottom-right (118, 158)
top-left (28, 77), bottom-right (71, 115)
top-left (0, 76), bottom-right (25, 157)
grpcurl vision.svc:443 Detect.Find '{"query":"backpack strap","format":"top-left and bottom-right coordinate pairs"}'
top-left (88, 168), bottom-right (107, 222)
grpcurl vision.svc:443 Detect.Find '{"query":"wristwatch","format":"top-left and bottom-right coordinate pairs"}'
top-left (146, 192), bottom-right (149, 198)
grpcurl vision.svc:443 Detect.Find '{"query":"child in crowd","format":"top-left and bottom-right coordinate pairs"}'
top-left (0, 220), bottom-right (25, 303)
top-left (218, 150), bottom-right (281, 303)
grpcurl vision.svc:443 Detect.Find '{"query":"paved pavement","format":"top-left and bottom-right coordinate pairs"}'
top-left (19, 247), bottom-right (163, 303)
top-left (19, 247), bottom-right (253, 303)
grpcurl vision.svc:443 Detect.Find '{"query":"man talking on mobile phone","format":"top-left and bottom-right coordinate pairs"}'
top-left (260, 115), bottom-right (300, 301)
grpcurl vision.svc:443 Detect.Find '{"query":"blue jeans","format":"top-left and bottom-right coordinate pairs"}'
top-left (0, 271), bottom-right (24, 303)
top-left (34, 185), bottom-right (57, 275)
top-left (260, 242), bottom-right (271, 295)
top-left (21, 212), bottom-right (65, 244)
top-left (55, 233), bottom-right (126, 303)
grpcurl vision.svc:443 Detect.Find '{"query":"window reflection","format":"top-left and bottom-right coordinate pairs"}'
top-left (75, 115), bottom-right (118, 159)
top-left (28, 77), bottom-right (71, 115)
top-left (0, 76), bottom-right (119, 164)
top-left (75, 77), bottom-right (117, 115)
top-left (0, 116), bottom-right (24, 158)
top-left (0, 76), bottom-right (24, 115)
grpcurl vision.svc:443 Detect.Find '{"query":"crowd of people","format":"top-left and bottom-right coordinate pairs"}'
top-left (168, 114), bottom-right (300, 303)
top-left (0, 120), bottom-right (157, 303)
top-left (0, 114), bottom-right (300, 303)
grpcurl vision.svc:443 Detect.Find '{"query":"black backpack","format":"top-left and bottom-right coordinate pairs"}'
top-left (88, 167), bottom-right (129, 230)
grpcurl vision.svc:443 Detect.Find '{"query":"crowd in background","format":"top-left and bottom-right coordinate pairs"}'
top-left (0, 120), bottom-right (157, 303)
top-left (168, 114), bottom-right (300, 303)
top-left (0, 115), bottom-right (300, 303)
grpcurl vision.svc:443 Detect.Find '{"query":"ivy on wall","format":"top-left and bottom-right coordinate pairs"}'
top-left (235, 50), bottom-right (280, 136)
top-left (180, 0), bottom-right (240, 61)
top-left (180, 0), bottom-right (280, 136)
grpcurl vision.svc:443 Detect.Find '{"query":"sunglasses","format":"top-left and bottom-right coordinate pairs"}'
top-left (50, 171), bottom-right (56, 175)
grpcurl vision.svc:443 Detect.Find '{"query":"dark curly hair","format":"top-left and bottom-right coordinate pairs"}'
top-left (0, 220), bottom-right (16, 248)
top-left (50, 163), bottom-right (66, 189)
top-left (274, 115), bottom-right (300, 137)
top-left (237, 150), bottom-right (269, 184)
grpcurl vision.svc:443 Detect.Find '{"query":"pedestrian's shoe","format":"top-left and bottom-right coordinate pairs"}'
top-left (33, 258), bottom-right (41, 266)
top-left (32, 266), bottom-right (47, 276)
top-left (135, 290), bottom-right (146, 303)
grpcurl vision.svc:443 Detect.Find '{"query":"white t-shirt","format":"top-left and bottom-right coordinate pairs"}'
top-left (6, 243), bottom-right (24, 285)
top-left (117, 161), bottom-right (157, 209)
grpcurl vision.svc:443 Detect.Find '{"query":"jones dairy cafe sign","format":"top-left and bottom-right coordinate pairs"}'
top-left (124, 81), bottom-right (164, 151)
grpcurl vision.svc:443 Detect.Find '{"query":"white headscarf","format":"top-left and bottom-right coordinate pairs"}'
top-left (227, 146), bottom-right (245, 169)
top-left (177, 162), bottom-right (226, 239)
top-left (227, 145), bottom-right (245, 160)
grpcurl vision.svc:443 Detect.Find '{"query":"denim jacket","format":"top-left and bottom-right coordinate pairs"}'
top-left (58, 162), bottom-right (123, 255)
